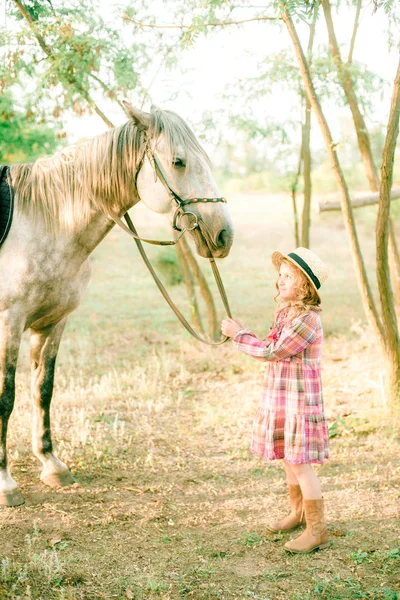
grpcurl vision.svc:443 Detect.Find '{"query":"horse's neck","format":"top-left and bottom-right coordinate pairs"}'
top-left (74, 213), bottom-right (115, 256)
top-left (10, 149), bottom-right (143, 258)
top-left (73, 199), bottom-right (140, 257)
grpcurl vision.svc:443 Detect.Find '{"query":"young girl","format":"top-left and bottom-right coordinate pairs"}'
top-left (221, 247), bottom-right (330, 553)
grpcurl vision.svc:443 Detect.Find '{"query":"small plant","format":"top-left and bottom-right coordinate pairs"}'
top-left (328, 420), bottom-right (339, 439)
top-left (328, 415), bottom-right (349, 438)
top-left (386, 547), bottom-right (400, 559)
top-left (295, 574), bottom-right (400, 600)
top-left (272, 529), bottom-right (283, 542)
top-left (242, 533), bottom-right (263, 548)
top-left (252, 467), bottom-right (264, 477)
top-left (146, 578), bottom-right (169, 593)
top-left (196, 567), bottom-right (217, 578)
top-left (350, 548), bottom-right (374, 564)
top-left (261, 571), bottom-right (288, 582)
top-left (155, 248), bottom-right (183, 286)
top-left (209, 550), bottom-right (228, 559)
top-left (0, 550), bottom-right (64, 594)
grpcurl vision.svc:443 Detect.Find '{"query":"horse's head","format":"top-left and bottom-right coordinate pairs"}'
top-left (124, 102), bottom-right (233, 259)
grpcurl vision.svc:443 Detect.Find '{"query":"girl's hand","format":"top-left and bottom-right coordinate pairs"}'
top-left (221, 318), bottom-right (243, 338)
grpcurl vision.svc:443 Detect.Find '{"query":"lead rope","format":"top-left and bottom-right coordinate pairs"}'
top-left (109, 212), bottom-right (189, 246)
top-left (122, 212), bottom-right (232, 346)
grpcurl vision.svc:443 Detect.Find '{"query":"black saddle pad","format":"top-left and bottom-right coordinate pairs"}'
top-left (0, 166), bottom-right (14, 247)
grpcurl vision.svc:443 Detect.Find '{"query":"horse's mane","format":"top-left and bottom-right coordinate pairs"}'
top-left (10, 107), bottom-right (209, 232)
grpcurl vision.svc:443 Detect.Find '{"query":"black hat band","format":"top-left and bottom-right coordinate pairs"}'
top-left (288, 252), bottom-right (321, 290)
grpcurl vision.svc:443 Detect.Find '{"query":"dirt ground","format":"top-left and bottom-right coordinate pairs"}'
top-left (1, 331), bottom-right (399, 600)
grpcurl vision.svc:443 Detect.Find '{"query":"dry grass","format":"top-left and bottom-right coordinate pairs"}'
top-left (1, 192), bottom-right (399, 599)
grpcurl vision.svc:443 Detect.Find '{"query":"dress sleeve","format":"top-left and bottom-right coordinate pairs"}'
top-left (232, 311), bottom-right (318, 362)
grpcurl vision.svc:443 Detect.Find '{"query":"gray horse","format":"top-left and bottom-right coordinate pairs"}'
top-left (0, 103), bottom-right (233, 506)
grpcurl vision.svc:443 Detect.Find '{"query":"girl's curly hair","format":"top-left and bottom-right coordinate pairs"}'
top-left (274, 258), bottom-right (321, 319)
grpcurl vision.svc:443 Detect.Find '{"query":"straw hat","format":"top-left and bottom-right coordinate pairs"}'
top-left (271, 247), bottom-right (328, 298)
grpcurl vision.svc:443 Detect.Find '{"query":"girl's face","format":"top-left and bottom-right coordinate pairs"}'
top-left (277, 261), bottom-right (301, 302)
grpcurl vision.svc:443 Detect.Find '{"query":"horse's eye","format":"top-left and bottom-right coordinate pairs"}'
top-left (173, 157), bottom-right (185, 168)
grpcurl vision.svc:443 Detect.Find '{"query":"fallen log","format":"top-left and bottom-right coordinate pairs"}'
top-left (318, 187), bottom-right (400, 212)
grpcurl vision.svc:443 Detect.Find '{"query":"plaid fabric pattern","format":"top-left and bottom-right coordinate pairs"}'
top-left (233, 308), bottom-right (329, 464)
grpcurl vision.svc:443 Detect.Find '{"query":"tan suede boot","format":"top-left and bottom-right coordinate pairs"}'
top-left (284, 498), bottom-right (330, 553)
top-left (267, 484), bottom-right (305, 533)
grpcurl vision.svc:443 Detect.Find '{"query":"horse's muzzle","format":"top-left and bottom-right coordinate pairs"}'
top-left (215, 228), bottom-right (232, 253)
top-left (192, 223), bottom-right (233, 259)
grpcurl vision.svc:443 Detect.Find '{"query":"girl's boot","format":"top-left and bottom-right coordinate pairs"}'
top-left (284, 498), bottom-right (329, 553)
top-left (267, 484), bottom-right (304, 533)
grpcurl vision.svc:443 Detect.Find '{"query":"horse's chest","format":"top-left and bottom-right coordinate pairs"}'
top-left (0, 240), bottom-right (91, 328)
top-left (32, 265), bottom-right (89, 305)
top-left (30, 259), bottom-right (90, 317)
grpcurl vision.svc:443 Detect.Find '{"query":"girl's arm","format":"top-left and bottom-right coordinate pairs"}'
top-left (231, 328), bottom-right (268, 362)
top-left (232, 312), bottom-right (318, 362)
top-left (221, 318), bottom-right (267, 362)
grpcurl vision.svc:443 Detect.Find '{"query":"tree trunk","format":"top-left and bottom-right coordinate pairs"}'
top-left (301, 8), bottom-right (317, 248)
top-left (322, 0), bottom-right (400, 309)
top-left (376, 57), bottom-right (400, 404)
top-left (301, 99), bottom-right (312, 247)
top-left (175, 242), bottom-right (204, 334)
top-left (281, 8), bottom-right (384, 345)
top-left (291, 188), bottom-right (301, 247)
top-left (322, 0), bottom-right (379, 192)
top-left (388, 218), bottom-right (400, 318)
top-left (291, 141), bottom-right (302, 247)
top-left (178, 236), bottom-right (219, 341)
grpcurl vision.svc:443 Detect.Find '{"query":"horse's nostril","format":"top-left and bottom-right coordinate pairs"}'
top-left (216, 229), bottom-right (227, 247)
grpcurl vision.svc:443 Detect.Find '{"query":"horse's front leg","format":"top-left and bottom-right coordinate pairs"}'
top-left (0, 315), bottom-right (24, 506)
top-left (30, 319), bottom-right (74, 487)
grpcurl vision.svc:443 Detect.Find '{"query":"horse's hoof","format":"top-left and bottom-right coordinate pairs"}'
top-left (41, 470), bottom-right (75, 488)
top-left (0, 488), bottom-right (25, 507)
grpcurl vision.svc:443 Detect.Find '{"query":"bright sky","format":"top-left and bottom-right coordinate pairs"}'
top-left (1, 1), bottom-right (399, 156)
top-left (60, 1), bottom-right (400, 169)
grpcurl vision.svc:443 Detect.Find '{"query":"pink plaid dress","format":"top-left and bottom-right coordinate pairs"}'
top-left (233, 307), bottom-right (329, 464)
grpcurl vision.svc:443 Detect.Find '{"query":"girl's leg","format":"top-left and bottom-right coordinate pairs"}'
top-left (268, 461), bottom-right (303, 532)
top-left (289, 463), bottom-right (321, 499)
top-left (284, 463), bottom-right (328, 553)
top-left (284, 460), bottom-right (299, 485)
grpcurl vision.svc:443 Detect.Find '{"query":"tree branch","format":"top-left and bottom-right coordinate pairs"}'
top-left (322, 0), bottom-right (380, 192)
top-left (88, 72), bottom-right (126, 112)
top-left (13, 0), bottom-right (52, 55)
top-left (123, 14), bottom-right (280, 30)
top-left (347, 0), bottom-right (362, 65)
top-left (12, 0), bottom-right (115, 128)
top-left (140, 45), bottom-right (176, 109)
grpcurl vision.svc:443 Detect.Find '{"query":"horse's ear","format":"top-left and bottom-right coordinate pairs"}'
top-left (122, 101), bottom-right (151, 129)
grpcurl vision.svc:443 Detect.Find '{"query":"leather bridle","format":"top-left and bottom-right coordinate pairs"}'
top-left (108, 142), bottom-right (232, 345)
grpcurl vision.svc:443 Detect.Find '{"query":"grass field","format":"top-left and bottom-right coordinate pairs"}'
top-left (0, 192), bottom-right (399, 600)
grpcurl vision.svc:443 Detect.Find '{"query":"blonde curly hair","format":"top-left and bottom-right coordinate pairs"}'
top-left (274, 258), bottom-right (321, 319)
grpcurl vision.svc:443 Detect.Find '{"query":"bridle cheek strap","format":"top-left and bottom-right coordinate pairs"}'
top-left (148, 149), bottom-right (227, 232)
